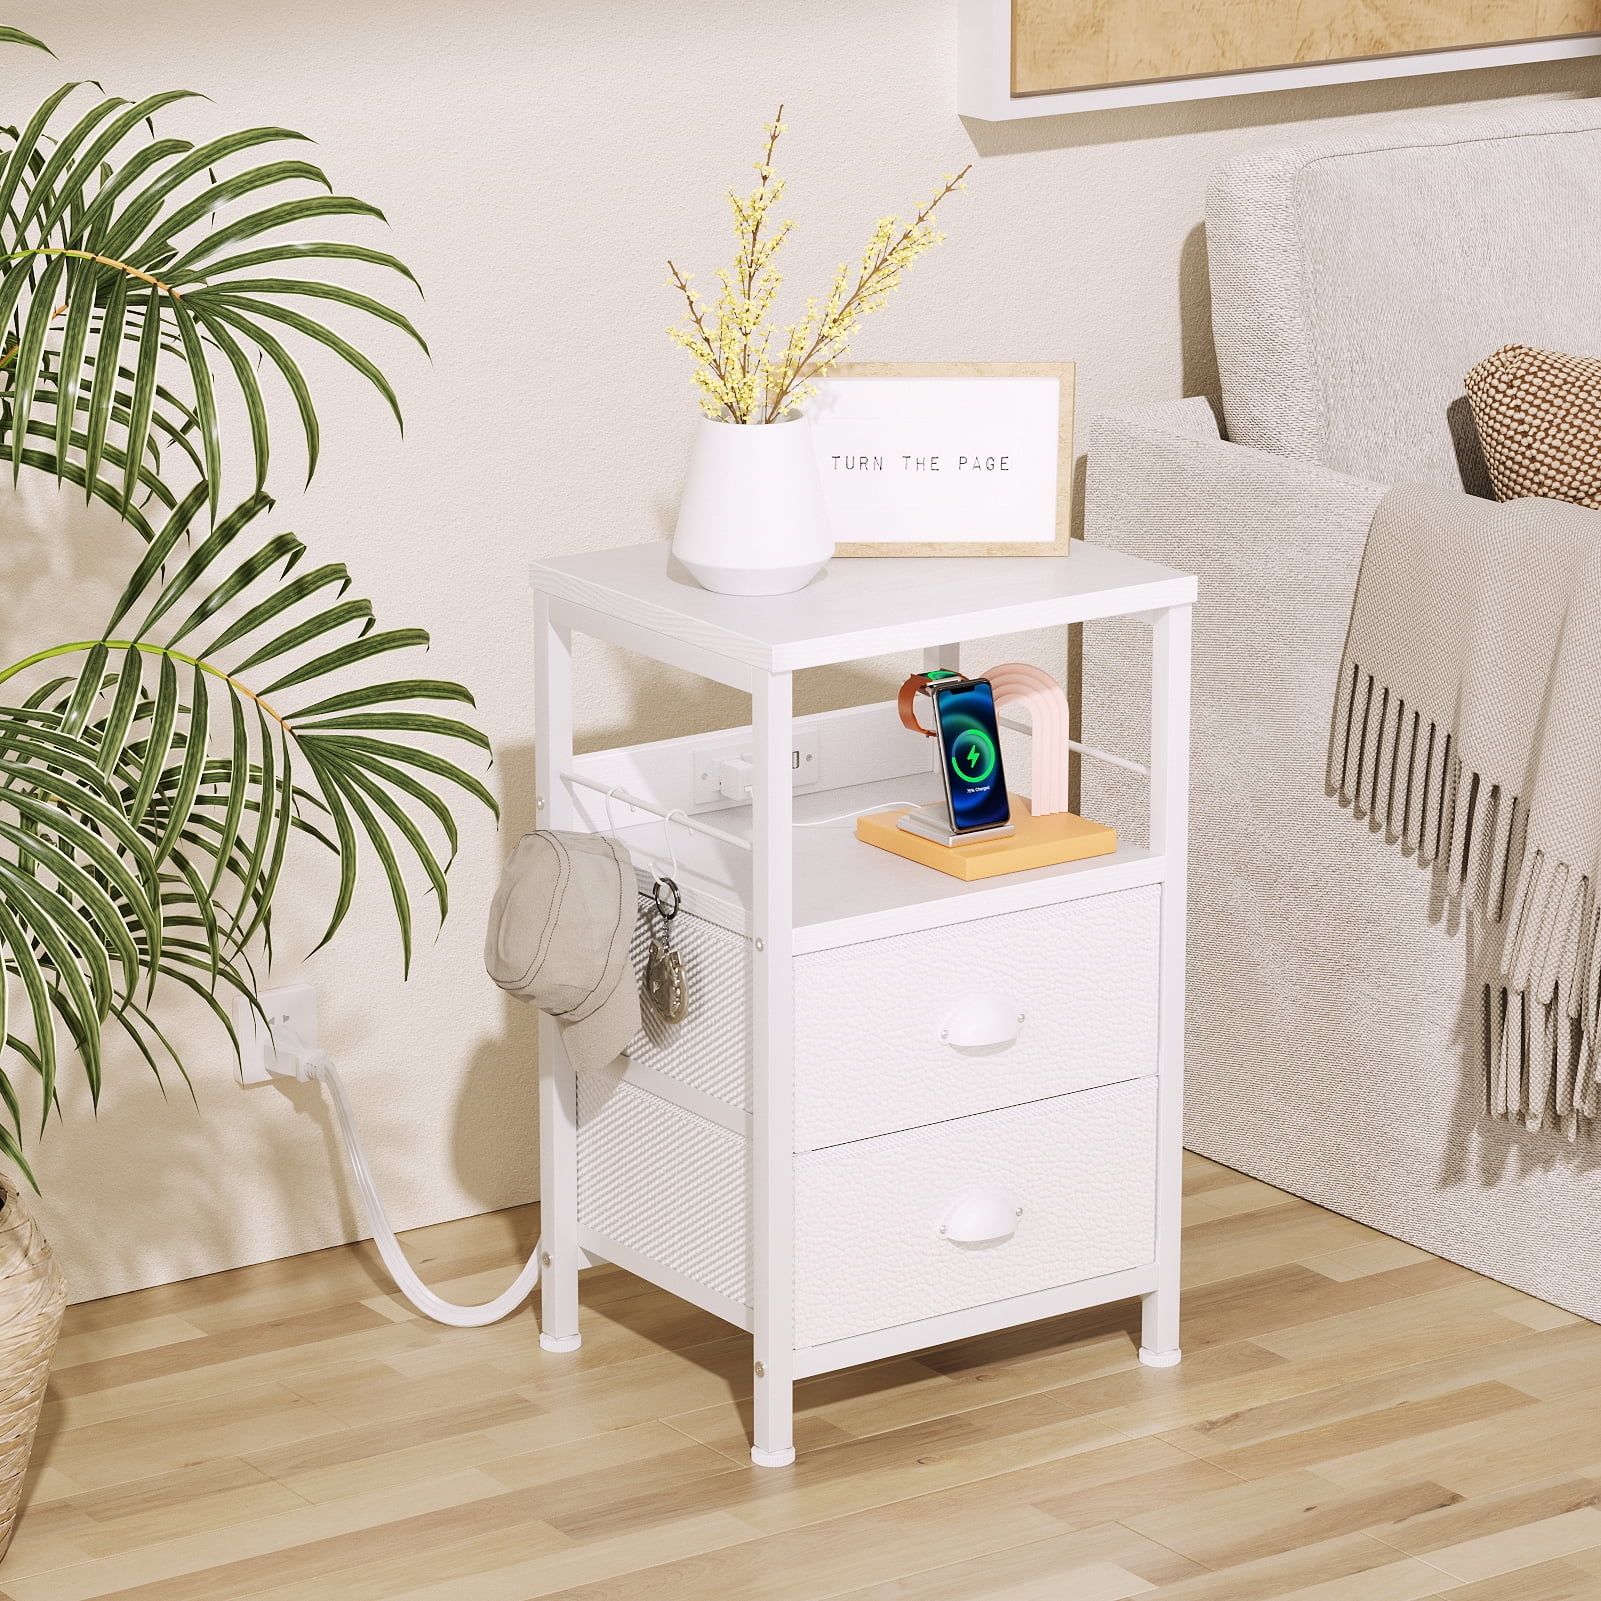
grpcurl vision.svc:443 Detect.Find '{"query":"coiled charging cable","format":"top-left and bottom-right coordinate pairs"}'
top-left (272, 1031), bottom-right (543, 1327)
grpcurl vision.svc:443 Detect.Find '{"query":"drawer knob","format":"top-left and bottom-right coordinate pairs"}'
top-left (938, 994), bottom-right (1022, 1054)
top-left (936, 1188), bottom-right (1021, 1247)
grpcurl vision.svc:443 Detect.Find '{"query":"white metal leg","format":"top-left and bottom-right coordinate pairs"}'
top-left (1141, 603), bottom-right (1191, 1366)
top-left (750, 670), bottom-right (797, 1467)
top-left (534, 598), bottom-right (582, 1353)
top-left (923, 642), bottom-right (961, 672)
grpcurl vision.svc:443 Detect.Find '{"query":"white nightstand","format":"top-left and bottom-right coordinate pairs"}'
top-left (528, 543), bottom-right (1195, 1467)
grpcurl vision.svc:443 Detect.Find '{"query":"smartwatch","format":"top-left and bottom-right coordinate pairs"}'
top-left (897, 669), bottom-right (961, 738)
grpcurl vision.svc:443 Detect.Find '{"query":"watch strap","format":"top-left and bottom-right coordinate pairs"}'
top-left (898, 672), bottom-right (942, 737)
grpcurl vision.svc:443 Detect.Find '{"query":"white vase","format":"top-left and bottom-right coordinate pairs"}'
top-left (671, 413), bottom-right (834, 596)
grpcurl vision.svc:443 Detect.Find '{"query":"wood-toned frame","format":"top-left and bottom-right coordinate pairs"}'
top-left (958, 0), bottom-right (1601, 119)
top-left (825, 361), bottom-right (1074, 559)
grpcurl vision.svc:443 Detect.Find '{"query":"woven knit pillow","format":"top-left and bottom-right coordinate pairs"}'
top-left (1465, 343), bottom-right (1601, 507)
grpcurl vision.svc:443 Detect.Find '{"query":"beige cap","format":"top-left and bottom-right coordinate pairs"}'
top-left (483, 830), bottom-right (640, 1076)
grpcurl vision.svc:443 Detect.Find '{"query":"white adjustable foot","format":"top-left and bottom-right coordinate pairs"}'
top-left (1139, 1346), bottom-right (1182, 1369)
top-left (750, 1445), bottom-right (795, 1469)
top-left (539, 1331), bottom-right (582, 1353)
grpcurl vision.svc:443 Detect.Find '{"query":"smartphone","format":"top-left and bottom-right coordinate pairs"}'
top-left (930, 676), bottom-right (1010, 834)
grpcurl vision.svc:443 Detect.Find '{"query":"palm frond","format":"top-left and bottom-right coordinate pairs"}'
top-left (0, 82), bottom-right (424, 516)
top-left (0, 27), bottom-right (52, 56)
top-left (0, 36), bottom-right (490, 1185)
top-left (3, 491), bottom-right (492, 994)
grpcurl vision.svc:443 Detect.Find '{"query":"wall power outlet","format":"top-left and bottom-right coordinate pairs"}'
top-left (232, 983), bottom-right (318, 1085)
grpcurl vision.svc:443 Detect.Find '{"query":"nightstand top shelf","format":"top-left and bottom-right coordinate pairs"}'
top-left (529, 541), bottom-right (1195, 674)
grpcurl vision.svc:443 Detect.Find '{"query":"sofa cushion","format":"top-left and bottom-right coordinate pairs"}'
top-left (1207, 101), bottom-right (1601, 493)
top-left (1465, 343), bottom-right (1601, 508)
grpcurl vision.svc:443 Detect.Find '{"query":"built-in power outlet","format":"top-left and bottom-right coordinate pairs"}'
top-left (232, 983), bottom-right (318, 1085)
top-left (691, 728), bottom-right (820, 810)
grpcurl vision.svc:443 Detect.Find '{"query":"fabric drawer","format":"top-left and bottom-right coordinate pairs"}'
top-left (793, 886), bottom-right (1160, 1150)
top-left (576, 1068), bottom-right (750, 1309)
top-left (794, 1077), bottom-right (1157, 1348)
top-left (623, 896), bottom-right (751, 1114)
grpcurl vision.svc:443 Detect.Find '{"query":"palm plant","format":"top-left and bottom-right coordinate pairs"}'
top-left (0, 24), bottom-right (493, 1185)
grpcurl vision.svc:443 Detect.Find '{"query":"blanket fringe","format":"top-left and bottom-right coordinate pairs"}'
top-left (1332, 663), bottom-right (1523, 908)
top-left (1337, 661), bottom-right (1600, 1129)
top-left (1485, 978), bottom-right (1599, 1138)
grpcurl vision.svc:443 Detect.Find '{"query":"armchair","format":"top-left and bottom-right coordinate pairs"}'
top-left (1084, 98), bottom-right (1601, 1318)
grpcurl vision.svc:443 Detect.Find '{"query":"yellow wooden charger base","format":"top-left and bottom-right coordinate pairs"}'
top-left (855, 794), bottom-right (1117, 881)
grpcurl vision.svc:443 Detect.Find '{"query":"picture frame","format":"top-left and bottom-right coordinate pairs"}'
top-left (812, 361), bottom-right (1074, 558)
top-left (959, 0), bottom-right (1601, 119)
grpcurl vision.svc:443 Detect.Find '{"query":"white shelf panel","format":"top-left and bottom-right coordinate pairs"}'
top-left (530, 541), bottom-right (1194, 674)
top-left (608, 771), bottom-right (1161, 951)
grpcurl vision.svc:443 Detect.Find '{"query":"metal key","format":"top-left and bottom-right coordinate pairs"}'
top-left (643, 876), bottom-right (688, 1024)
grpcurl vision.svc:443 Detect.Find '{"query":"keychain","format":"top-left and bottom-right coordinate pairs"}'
top-left (643, 875), bottom-right (688, 1024)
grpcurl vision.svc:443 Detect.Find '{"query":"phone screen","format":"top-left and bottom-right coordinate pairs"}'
top-left (932, 678), bottom-right (1010, 833)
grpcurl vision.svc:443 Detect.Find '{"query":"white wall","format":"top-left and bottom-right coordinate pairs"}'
top-left (2, 1), bottom-right (1594, 1301)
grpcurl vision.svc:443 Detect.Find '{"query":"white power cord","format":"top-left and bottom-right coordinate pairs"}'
top-left (796, 800), bottom-right (926, 827)
top-left (269, 1031), bottom-right (543, 1327)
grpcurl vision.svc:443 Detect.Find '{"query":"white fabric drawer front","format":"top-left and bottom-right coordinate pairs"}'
top-left (795, 1077), bottom-right (1157, 1348)
top-left (576, 1069), bottom-right (751, 1309)
top-left (623, 898), bottom-right (751, 1114)
top-left (794, 886), bottom-right (1159, 1150)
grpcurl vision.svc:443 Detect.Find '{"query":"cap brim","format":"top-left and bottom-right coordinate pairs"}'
top-left (559, 961), bottom-right (641, 1078)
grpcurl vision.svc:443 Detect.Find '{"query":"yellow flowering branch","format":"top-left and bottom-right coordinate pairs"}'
top-left (667, 260), bottom-right (739, 419)
top-left (666, 110), bottom-right (968, 425)
top-left (731, 106), bottom-right (787, 409)
top-left (762, 165), bottom-right (969, 421)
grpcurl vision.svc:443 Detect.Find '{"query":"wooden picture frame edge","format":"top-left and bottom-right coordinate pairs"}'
top-left (959, 0), bottom-right (1601, 119)
top-left (824, 360), bottom-right (1075, 559)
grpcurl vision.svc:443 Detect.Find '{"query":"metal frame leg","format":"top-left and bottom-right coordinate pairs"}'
top-left (750, 669), bottom-right (796, 1466)
top-left (1141, 602), bottom-right (1190, 1368)
top-left (535, 597), bottom-right (581, 1353)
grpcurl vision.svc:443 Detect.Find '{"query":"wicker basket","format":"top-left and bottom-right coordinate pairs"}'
top-left (0, 1181), bottom-right (64, 1561)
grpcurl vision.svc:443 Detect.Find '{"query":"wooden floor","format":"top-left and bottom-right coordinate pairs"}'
top-left (6, 1154), bottom-right (1601, 1601)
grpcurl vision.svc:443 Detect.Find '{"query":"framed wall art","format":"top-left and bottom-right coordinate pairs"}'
top-left (810, 361), bottom-right (1074, 558)
top-left (958, 0), bottom-right (1601, 118)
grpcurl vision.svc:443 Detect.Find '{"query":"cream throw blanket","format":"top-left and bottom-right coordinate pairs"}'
top-left (1330, 484), bottom-right (1601, 1137)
